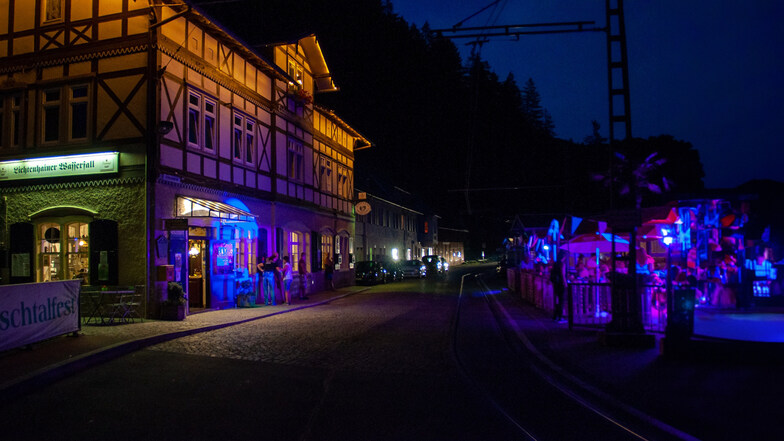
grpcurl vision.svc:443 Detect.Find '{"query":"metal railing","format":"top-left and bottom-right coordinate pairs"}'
top-left (510, 269), bottom-right (668, 333)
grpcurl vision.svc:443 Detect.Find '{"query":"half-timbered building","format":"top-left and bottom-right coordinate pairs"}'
top-left (0, 0), bottom-right (369, 316)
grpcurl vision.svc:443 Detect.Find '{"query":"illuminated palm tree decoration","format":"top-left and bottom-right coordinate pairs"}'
top-left (593, 150), bottom-right (670, 337)
top-left (593, 151), bottom-right (671, 210)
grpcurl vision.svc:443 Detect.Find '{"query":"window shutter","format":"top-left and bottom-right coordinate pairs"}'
top-left (311, 231), bottom-right (322, 272)
top-left (89, 219), bottom-right (119, 286)
top-left (276, 227), bottom-right (284, 256)
top-left (258, 228), bottom-right (268, 259)
top-left (9, 222), bottom-right (34, 284)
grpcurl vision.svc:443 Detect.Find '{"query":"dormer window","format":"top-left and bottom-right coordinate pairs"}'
top-left (288, 61), bottom-right (303, 86)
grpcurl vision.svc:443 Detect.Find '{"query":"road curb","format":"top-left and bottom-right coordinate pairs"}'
top-left (0, 288), bottom-right (369, 404)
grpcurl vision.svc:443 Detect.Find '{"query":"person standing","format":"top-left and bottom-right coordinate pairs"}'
top-left (256, 255), bottom-right (267, 302)
top-left (551, 250), bottom-right (567, 322)
top-left (324, 253), bottom-right (335, 290)
top-left (281, 255), bottom-right (293, 305)
top-left (298, 252), bottom-right (309, 300)
top-left (271, 252), bottom-right (283, 304)
top-left (260, 255), bottom-right (276, 305)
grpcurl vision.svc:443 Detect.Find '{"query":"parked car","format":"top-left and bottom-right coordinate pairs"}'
top-left (381, 261), bottom-right (404, 282)
top-left (354, 261), bottom-right (387, 285)
top-left (422, 255), bottom-right (445, 279)
top-left (401, 259), bottom-right (426, 278)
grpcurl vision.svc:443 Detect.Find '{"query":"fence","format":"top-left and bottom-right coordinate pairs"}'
top-left (509, 268), bottom-right (668, 333)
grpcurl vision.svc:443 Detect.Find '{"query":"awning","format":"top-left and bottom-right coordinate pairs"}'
top-left (176, 196), bottom-right (256, 221)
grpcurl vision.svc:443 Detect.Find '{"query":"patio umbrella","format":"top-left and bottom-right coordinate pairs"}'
top-left (559, 232), bottom-right (629, 254)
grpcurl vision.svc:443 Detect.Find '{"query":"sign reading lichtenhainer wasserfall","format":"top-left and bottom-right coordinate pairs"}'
top-left (0, 152), bottom-right (119, 181)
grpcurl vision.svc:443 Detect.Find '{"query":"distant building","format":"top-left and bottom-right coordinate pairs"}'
top-left (353, 183), bottom-right (465, 265)
top-left (0, 1), bottom-right (369, 315)
top-left (354, 189), bottom-right (423, 262)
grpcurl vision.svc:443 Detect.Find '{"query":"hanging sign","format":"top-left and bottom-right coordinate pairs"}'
top-left (0, 152), bottom-right (119, 181)
top-left (355, 201), bottom-right (371, 216)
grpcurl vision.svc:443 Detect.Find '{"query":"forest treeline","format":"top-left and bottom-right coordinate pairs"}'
top-left (193, 0), bottom-right (705, 252)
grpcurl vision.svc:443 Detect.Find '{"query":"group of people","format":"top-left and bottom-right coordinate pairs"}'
top-left (256, 252), bottom-right (337, 305)
top-left (257, 252), bottom-right (309, 306)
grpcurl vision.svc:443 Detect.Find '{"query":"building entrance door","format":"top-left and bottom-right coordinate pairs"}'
top-left (188, 239), bottom-right (208, 309)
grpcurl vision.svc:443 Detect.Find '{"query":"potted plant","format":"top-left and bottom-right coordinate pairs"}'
top-left (161, 282), bottom-right (187, 320)
top-left (235, 275), bottom-right (255, 307)
top-left (287, 84), bottom-right (313, 106)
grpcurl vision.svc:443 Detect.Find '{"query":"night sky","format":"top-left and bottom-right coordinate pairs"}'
top-left (390, 0), bottom-right (783, 189)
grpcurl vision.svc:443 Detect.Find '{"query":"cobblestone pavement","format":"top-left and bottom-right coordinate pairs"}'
top-left (149, 288), bottom-right (456, 375)
top-left (0, 287), bottom-right (364, 386)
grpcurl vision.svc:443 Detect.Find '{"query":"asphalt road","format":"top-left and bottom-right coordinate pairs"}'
top-left (1, 266), bottom-right (686, 440)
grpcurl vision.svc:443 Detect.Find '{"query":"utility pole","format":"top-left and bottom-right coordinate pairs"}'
top-left (431, 1), bottom-right (632, 144)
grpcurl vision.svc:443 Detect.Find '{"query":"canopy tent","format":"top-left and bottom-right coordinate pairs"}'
top-left (559, 232), bottom-right (629, 254)
top-left (641, 205), bottom-right (680, 225)
top-left (560, 215), bottom-right (607, 238)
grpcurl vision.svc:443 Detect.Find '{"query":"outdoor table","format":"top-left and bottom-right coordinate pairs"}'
top-left (80, 288), bottom-right (137, 325)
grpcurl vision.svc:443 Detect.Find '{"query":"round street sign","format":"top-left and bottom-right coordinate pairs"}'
top-left (355, 201), bottom-right (371, 216)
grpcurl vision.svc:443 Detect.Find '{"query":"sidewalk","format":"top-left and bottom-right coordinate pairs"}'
top-left (0, 286), bottom-right (367, 402)
top-left (492, 288), bottom-right (784, 441)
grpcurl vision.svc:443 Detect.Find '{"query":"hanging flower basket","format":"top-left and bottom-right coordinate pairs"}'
top-left (288, 85), bottom-right (313, 105)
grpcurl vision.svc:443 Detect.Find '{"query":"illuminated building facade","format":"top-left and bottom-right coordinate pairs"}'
top-left (0, 1), bottom-right (368, 315)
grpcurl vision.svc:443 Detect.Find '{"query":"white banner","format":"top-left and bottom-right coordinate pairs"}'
top-left (0, 280), bottom-right (81, 352)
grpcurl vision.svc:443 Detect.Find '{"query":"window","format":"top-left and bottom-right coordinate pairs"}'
top-left (245, 119), bottom-right (254, 164)
top-left (287, 139), bottom-right (303, 181)
top-left (0, 92), bottom-right (22, 150)
top-left (288, 60), bottom-right (303, 86)
top-left (70, 85), bottom-right (88, 140)
top-left (232, 112), bottom-right (255, 164)
top-left (321, 234), bottom-right (333, 267)
top-left (319, 156), bottom-right (332, 193)
top-left (187, 93), bottom-right (200, 146)
top-left (37, 220), bottom-right (89, 282)
top-left (233, 114), bottom-right (242, 160)
top-left (337, 166), bottom-right (349, 198)
top-left (289, 231), bottom-right (301, 271)
top-left (44, 0), bottom-right (62, 22)
top-left (43, 88), bottom-right (60, 142)
top-left (41, 84), bottom-right (89, 144)
top-left (187, 91), bottom-right (216, 151)
top-left (204, 100), bottom-right (215, 150)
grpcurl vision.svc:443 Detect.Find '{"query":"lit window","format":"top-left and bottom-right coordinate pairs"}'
top-left (321, 234), bottom-right (333, 267)
top-left (36, 219), bottom-right (90, 282)
top-left (289, 231), bottom-right (301, 271)
top-left (288, 60), bottom-right (303, 85)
